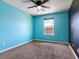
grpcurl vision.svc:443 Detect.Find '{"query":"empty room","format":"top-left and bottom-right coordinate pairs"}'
top-left (0, 0), bottom-right (79, 59)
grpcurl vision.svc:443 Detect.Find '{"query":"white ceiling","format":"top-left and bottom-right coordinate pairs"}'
top-left (3, 0), bottom-right (73, 16)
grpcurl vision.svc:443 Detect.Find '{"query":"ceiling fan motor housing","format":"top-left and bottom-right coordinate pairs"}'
top-left (36, 0), bottom-right (42, 6)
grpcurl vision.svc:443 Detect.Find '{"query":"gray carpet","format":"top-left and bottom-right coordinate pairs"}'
top-left (0, 41), bottom-right (76, 59)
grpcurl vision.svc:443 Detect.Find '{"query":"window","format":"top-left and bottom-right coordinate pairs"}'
top-left (44, 19), bottom-right (54, 35)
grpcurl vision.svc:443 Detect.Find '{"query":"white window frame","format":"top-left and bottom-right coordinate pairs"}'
top-left (43, 19), bottom-right (54, 35)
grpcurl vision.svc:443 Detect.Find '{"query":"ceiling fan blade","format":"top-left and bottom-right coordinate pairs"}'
top-left (41, 5), bottom-right (50, 8)
top-left (30, 0), bottom-right (37, 4)
top-left (42, 0), bottom-right (49, 5)
top-left (27, 5), bottom-right (37, 9)
top-left (21, 0), bottom-right (30, 3)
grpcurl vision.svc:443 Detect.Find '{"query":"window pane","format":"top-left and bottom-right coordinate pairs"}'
top-left (44, 19), bottom-right (54, 35)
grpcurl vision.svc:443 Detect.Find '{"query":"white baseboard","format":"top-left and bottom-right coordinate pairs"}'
top-left (0, 40), bottom-right (32, 53)
top-left (69, 44), bottom-right (78, 59)
top-left (33, 39), bottom-right (69, 44)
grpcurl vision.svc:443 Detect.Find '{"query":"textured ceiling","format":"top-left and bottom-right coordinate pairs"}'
top-left (3, 0), bottom-right (73, 15)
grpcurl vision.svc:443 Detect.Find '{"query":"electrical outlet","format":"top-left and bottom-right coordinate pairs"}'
top-left (60, 37), bottom-right (63, 40)
top-left (2, 42), bottom-right (6, 46)
top-left (0, 41), bottom-right (6, 46)
top-left (77, 49), bottom-right (79, 53)
top-left (72, 44), bottom-right (74, 46)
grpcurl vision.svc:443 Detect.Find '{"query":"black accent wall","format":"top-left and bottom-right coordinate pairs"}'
top-left (69, 0), bottom-right (79, 58)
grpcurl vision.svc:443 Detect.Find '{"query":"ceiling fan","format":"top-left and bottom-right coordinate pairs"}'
top-left (23, 0), bottom-right (50, 11)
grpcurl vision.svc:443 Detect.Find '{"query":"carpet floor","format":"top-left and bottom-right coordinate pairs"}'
top-left (0, 41), bottom-right (76, 59)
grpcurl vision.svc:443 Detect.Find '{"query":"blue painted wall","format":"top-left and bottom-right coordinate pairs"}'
top-left (33, 11), bottom-right (69, 43)
top-left (0, 0), bottom-right (69, 52)
top-left (0, 0), bottom-right (33, 51)
top-left (69, 0), bottom-right (79, 57)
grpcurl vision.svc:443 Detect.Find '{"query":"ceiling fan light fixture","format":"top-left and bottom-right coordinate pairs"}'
top-left (37, 6), bottom-right (42, 9)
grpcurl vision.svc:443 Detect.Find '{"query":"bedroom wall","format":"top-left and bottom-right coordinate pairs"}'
top-left (0, 0), bottom-right (33, 52)
top-left (33, 11), bottom-right (69, 43)
top-left (69, 0), bottom-right (79, 57)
